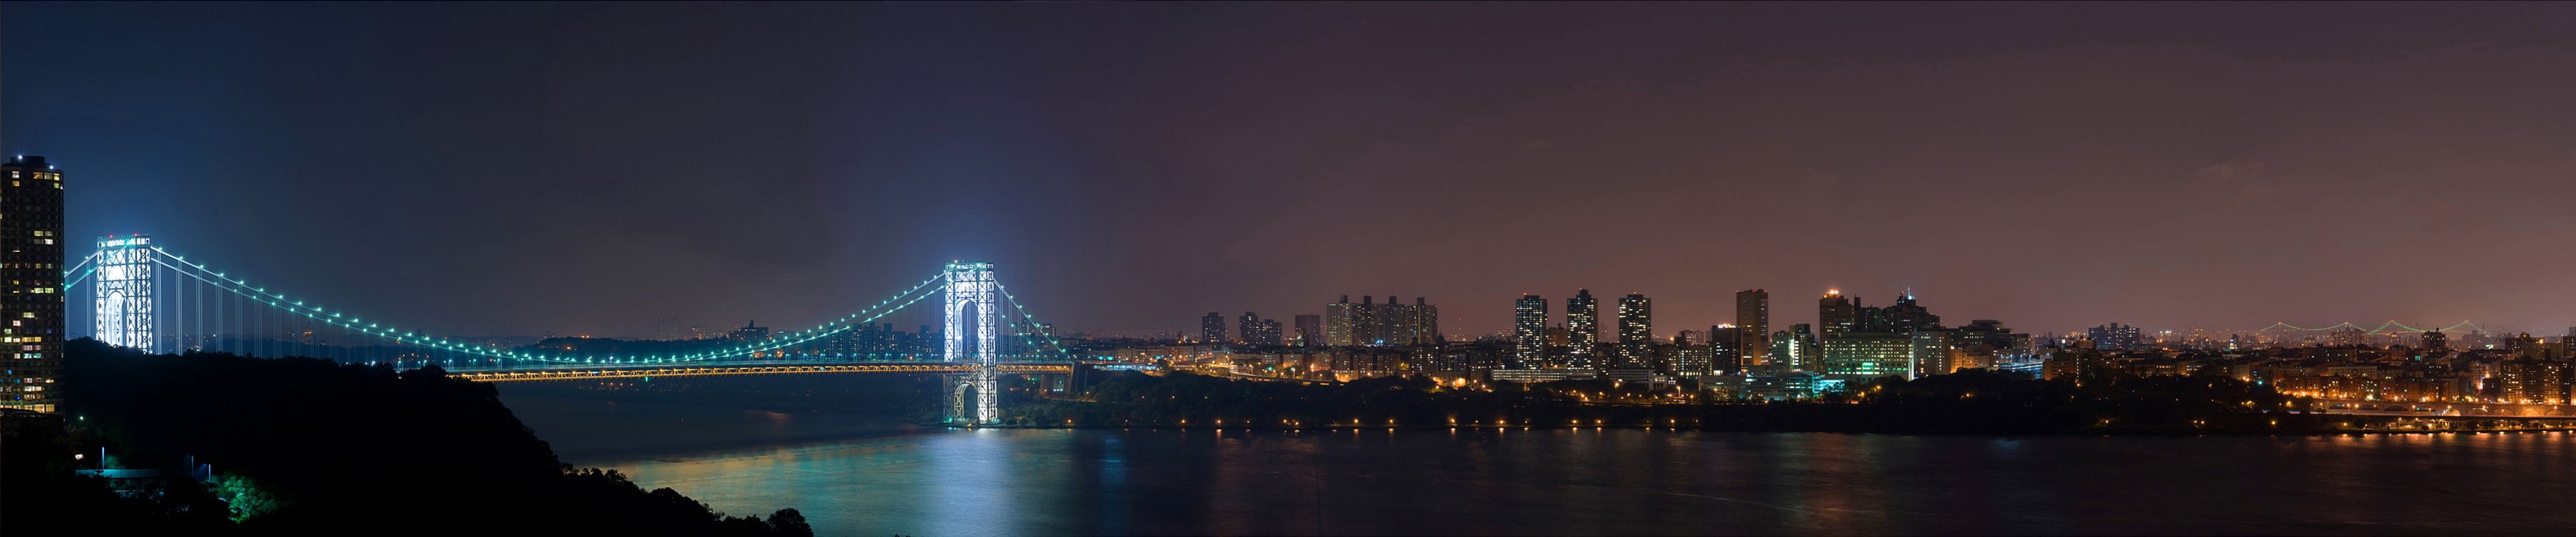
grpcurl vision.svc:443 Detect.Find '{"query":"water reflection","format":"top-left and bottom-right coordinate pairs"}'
top-left (516, 397), bottom-right (2576, 536)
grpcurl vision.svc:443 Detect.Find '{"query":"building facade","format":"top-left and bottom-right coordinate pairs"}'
top-left (1324, 296), bottom-right (1355, 347)
top-left (1513, 294), bottom-right (1547, 367)
top-left (1566, 289), bottom-right (1598, 363)
top-left (1293, 314), bottom-right (1322, 347)
top-left (1201, 311), bottom-right (1227, 344)
top-left (1822, 332), bottom-right (1914, 378)
top-left (1, 156), bottom-right (64, 412)
top-left (1616, 293), bottom-right (1652, 368)
top-left (1819, 291), bottom-right (1856, 339)
top-left (1736, 289), bottom-right (1769, 367)
top-left (2088, 323), bottom-right (2142, 351)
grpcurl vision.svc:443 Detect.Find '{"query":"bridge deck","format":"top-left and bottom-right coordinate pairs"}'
top-left (451, 362), bottom-right (1074, 382)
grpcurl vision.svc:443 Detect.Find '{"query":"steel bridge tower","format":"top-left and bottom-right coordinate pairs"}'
top-left (94, 236), bottom-right (156, 350)
top-left (944, 261), bottom-right (1002, 424)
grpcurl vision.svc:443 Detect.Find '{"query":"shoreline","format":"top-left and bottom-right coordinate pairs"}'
top-left (943, 422), bottom-right (2576, 437)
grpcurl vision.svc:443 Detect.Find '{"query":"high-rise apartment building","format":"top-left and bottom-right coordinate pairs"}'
top-left (1201, 311), bottom-right (1227, 344)
top-left (1322, 295), bottom-right (1439, 347)
top-left (2087, 323), bottom-right (2142, 351)
top-left (1353, 296), bottom-right (1383, 344)
top-left (1324, 296), bottom-right (1355, 347)
top-left (1253, 318), bottom-right (1282, 346)
top-left (1294, 314), bottom-right (1322, 347)
top-left (1404, 297), bottom-right (1440, 345)
top-left (1736, 289), bottom-right (1770, 367)
top-left (1513, 294), bottom-right (1548, 367)
top-left (1616, 293), bottom-right (1652, 367)
top-left (1231, 312), bottom-right (1282, 346)
top-left (1, 156), bottom-right (65, 412)
top-left (1566, 289), bottom-right (1598, 360)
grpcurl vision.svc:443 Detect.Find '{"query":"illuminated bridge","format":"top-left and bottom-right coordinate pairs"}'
top-left (62, 235), bottom-right (1098, 425)
top-left (2256, 321), bottom-right (2482, 334)
top-left (453, 363), bottom-right (1078, 383)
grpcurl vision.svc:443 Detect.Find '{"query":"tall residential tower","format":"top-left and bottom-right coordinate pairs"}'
top-left (1514, 294), bottom-right (1547, 367)
top-left (1, 156), bottom-right (65, 412)
top-left (1566, 289), bottom-right (1598, 362)
top-left (1616, 293), bottom-right (1652, 368)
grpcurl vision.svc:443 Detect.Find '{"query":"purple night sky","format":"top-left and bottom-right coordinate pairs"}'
top-left (6, 3), bottom-right (2573, 339)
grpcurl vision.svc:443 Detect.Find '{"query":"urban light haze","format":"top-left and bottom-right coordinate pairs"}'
top-left (10, 2), bottom-right (2576, 339)
top-left (19, 4), bottom-right (2576, 536)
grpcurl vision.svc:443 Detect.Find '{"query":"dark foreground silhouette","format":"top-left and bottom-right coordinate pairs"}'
top-left (1, 339), bottom-right (811, 536)
top-left (1014, 367), bottom-right (2349, 434)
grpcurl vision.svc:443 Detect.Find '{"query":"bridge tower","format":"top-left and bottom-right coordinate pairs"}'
top-left (94, 235), bottom-right (156, 350)
top-left (944, 261), bottom-right (1002, 424)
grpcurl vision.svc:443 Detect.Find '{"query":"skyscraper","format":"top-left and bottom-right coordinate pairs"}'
top-left (1736, 289), bottom-right (1770, 367)
top-left (1819, 290), bottom-right (1857, 339)
top-left (1514, 294), bottom-right (1548, 367)
top-left (1201, 311), bottom-right (1227, 344)
top-left (1294, 314), bottom-right (1322, 347)
top-left (1, 156), bottom-right (64, 412)
top-left (1566, 289), bottom-right (1598, 359)
top-left (1617, 293), bottom-right (1652, 367)
top-left (1239, 311), bottom-right (1261, 344)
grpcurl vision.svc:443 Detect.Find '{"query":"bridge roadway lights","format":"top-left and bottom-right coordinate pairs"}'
top-left (447, 362), bottom-right (1074, 383)
top-left (67, 246), bottom-right (1073, 420)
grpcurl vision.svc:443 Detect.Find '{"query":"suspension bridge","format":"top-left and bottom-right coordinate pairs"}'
top-left (2255, 321), bottom-right (2483, 334)
top-left (60, 234), bottom-right (1095, 425)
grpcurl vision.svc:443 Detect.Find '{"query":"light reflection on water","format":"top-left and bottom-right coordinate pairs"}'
top-left (514, 397), bottom-right (2576, 536)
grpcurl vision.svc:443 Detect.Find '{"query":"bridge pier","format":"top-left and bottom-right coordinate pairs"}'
top-left (947, 364), bottom-right (1002, 425)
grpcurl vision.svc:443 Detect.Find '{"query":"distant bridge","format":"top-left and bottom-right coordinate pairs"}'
top-left (452, 362), bottom-right (1077, 383)
top-left (2256, 321), bottom-right (2481, 334)
top-left (66, 234), bottom-right (1093, 425)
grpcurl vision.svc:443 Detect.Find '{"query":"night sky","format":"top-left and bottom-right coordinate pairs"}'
top-left (6, 2), bottom-right (2575, 339)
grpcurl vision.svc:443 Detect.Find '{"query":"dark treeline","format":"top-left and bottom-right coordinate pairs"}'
top-left (1012, 368), bottom-right (2333, 434)
top-left (1, 339), bottom-right (812, 536)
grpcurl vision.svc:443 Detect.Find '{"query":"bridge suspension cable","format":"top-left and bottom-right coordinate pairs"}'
top-left (141, 244), bottom-right (949, 364)
top-left (998, 284), bottom-right (1074, 359)
top-left (59, 251), bottom-right (99, 289)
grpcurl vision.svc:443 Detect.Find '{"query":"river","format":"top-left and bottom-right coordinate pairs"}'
top-left (501, 392), bottom-right (2575, 536)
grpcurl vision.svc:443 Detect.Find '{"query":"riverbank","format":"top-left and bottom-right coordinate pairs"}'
top-left (995, 369), bottom-right (2538, 435)
top-left (4, 341), bottom-right (814, 536)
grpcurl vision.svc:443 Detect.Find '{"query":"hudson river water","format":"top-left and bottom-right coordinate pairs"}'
top-left (502, 393), bottom-right (2575, 536)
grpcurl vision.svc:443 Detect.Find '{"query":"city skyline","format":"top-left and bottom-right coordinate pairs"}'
top-left (9, 3), bottom-right (2576, 339)
top-left (14, 4), bottom-right (2576, 536)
